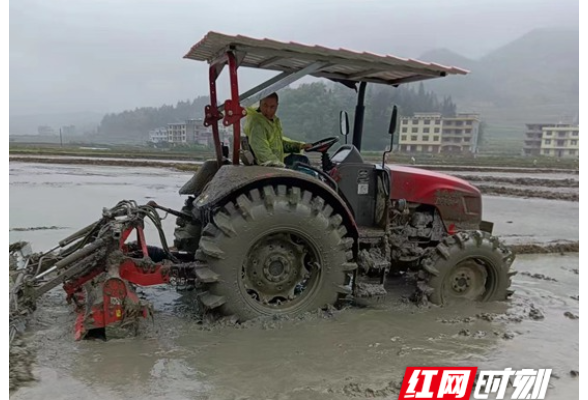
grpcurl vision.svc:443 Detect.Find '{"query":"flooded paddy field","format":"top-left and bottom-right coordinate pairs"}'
top-left (9, 162), bottom-right (579, 399)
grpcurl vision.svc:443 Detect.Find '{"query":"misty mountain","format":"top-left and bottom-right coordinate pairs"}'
top-left (420, 28), bottom-right (579, 141)
top-left (11, 28), bottom-right (577, 151)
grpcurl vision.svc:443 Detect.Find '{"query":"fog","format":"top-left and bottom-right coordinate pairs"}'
top-left (10, 0), bottom-right (578, 116)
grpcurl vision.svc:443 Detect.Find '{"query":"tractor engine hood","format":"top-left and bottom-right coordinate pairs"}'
top-left (389, 165), bottom-right (482, 205)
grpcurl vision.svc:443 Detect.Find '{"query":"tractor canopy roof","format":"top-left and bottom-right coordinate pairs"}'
top-left (184, 32), bottom-right (468, 87)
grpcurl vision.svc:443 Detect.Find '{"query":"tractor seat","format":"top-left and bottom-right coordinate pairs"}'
top-left (240, 136), bottom-right (257, 166)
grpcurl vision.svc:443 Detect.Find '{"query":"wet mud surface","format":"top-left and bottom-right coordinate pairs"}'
top-left (9, 254), bottom-right (579, 400)
top-left (9, 162), bottom-right (579, 399)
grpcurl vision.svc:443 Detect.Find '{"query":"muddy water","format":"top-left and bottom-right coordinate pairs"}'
top-left (9, 163), bottom-right (189, 250)
top-left (10, 255), bottom-right (580, 400)
top-left (9, 162), bottom-right (579, 399)
top-left (482, 195), bottom-right (578, 246)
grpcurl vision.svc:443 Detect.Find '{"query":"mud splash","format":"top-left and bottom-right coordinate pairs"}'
top-left (10, 242), bottom-right (29, 254)
top-left (137, 287), bottom-right (351, 333)
top-left (198, 304), bottom-right (346, 331)
top-left (520, 272), bottom-right (558, 282)
top-left (439, 301), bottom-right (547, 324)
top-left (564, 311), bottom-right (579, 320)
top-left (9, 337), bottom-right (36, 391)
top-left (340, 379), bottom-right (402, 398)
top-left (10, 252), bottom-right (35, 392)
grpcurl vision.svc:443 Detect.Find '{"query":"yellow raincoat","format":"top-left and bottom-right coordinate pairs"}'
top-left (243, 106), bottom-right (305, 167)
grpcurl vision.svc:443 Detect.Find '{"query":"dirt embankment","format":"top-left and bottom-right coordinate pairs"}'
top-left (452, 175), bottom-right (579, 188)
top-left (510, 241), bottom-right (579, 254)
top-left (10, 226), bottom-right (68, 232)
top-left (414, 165), bottom-right (578, 174)
top-left (476, 185), bottom-right (578, 202)
top-left (9, 157), bottom-right (200, 172)
top-left (450, 174), bottom-right (579, 201)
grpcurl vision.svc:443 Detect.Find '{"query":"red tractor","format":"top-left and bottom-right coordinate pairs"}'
top-left (10, 32), bottom-right (515, 340)
top-left (172, 32), bottom-right (515, 319)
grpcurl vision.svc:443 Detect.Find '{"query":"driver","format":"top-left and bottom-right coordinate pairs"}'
top-left (244, 92), bottom-right (312, 168)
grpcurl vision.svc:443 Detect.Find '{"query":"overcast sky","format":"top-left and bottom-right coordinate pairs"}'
top-left (10, 0), bottom-right (578, 116)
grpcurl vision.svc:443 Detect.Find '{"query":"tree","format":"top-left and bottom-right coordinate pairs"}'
top-left (97, 82), bottom-right (457, 150)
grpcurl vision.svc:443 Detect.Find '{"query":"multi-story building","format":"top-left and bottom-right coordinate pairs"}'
top-left (148, 119), bottom-right (216, 146)
top-left (539, 125), bottom-right (579, 158)
top-left (398, 112), bottom-right (480, 154)
top-left (398, 112), bottom-right (443, 154)
top-left (167, 122), bottom-right (187, 143)
top-left (441, 113), bottom-right (480, 154)
top-left (523, 123), bottom-right (579, 158)
top-left (148, 128), bottom-right (168, 143)
top-left (523, 123), bottom-right (553, 156)
top-left (186, 118), bottom-right (214, 146)
top-left (149, 118), bottom-right (249, 147)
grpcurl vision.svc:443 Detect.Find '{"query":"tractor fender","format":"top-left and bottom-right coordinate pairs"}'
top-left (193, 165), bottom-right (359, 242)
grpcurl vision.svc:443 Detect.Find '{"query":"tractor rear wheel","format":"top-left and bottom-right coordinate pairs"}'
top-left (420, 230), bottom-right (516, 304)
top-left (196, 185), bottom-right (356, 321)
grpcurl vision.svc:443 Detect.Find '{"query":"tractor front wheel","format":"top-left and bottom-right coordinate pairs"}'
top-left (420, 230), bottom-right (516, 304)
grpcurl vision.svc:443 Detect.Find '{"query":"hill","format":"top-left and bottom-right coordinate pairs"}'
top-left (421, 28), bottom-right (579, 152)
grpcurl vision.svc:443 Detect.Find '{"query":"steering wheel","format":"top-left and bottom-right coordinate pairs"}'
top-left (305, 137), bottom-right (340, 153)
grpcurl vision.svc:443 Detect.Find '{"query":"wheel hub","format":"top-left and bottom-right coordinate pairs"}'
top-left (243, 234), bottom-right (315, 306)
top-left (264, 255), bottom-right (291, 283)
top-left (446, 261), bottom-right (487, 299)
top-left (452, 272), bottom-right (472, 293)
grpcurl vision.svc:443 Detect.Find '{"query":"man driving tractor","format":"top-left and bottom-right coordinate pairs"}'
top-left (244, 92), bottom-right (312, 168)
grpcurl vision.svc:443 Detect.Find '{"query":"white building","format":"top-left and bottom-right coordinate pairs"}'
top-left (398, 112), bottom-right (481, 154)
top-left (149, 119), bottom-right (232, 146)
top-left (148, 128), bottom-right (168, 143)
